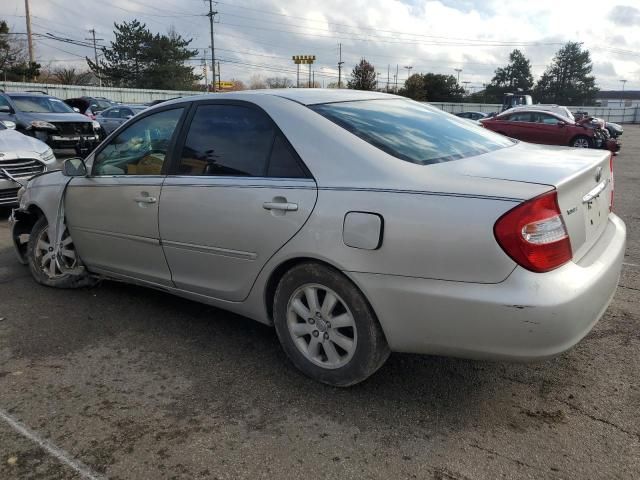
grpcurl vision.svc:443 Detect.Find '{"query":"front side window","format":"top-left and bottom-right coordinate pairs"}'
top-left (178, 104), bottom-right (305, 177)
top-left (311, 99), bottom-right (513, 165)
top-left (93, 108), bottom-right (183, 176)
top-left (534, 113), bottom-right (561, 125)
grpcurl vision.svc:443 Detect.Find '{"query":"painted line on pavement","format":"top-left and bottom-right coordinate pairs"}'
top-left (0, 407), bottom-right (107, 480)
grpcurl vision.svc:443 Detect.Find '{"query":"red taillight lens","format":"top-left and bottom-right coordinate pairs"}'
top-left (494, 190), bottom-right (572, 273)
top-left (609, 154), bottom-right (614, 212)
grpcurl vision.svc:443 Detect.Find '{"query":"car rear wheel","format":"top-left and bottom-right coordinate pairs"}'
top-left (27, 216), bottom-right (96, 288)
top-left (571, 135), bottom-right (592, 148)
top-left (273, 262), bottom-right (390, 386)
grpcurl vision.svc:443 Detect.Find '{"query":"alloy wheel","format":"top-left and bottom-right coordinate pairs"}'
top-left (286, 284), bottom-right (357, 369)
top-left (573, 137), bottom-right (590, 148)
top-left (34, 226), bottom-right (77, 279)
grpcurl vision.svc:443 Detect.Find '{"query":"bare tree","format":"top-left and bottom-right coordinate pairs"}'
top-left (248, 74), bottom-right (267, 89)
top-left (52, 67), bottom-right (94, 85)
top-left (265, 76), bottom-right (293, 88)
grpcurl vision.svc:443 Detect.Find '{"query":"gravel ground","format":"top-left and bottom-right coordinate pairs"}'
top-left (0, 130), bottom-right (638, 480)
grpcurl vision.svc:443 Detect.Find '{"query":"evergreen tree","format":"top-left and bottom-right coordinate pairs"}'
top-left (533, 42), bottom-right (598, 105)
top-left (484, 49), bottom-right (534, 103)
top-left (88, 20), bottom-right (200, 90)
top-left (348, 59), bottom-right (377, 91)
top-left (399, 73), bottom-right (464, 102)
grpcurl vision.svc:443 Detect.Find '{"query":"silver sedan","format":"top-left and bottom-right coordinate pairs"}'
top-left (9, 90), bottom-right (626, 386)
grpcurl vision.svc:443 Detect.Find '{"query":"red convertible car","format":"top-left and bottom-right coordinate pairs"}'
top-left (480, 108), bottom-right (619, 152)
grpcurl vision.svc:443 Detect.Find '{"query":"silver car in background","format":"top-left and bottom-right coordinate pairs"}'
top-left (95, 104), bottom-right (147, 135)
top-left (9, 90), bottom-right (626, 386)
top-left (0, 121), bottom-right (59, 206)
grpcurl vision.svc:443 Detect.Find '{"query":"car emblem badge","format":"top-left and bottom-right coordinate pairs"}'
top-left (595, 166), bottom-right (602, 183)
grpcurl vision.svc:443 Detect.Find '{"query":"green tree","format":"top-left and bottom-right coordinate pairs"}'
top-left (399, 73), bottom-right (464, 102)
top-left (484, 49), bottom-right (534, 103)
top-left (88, 20), bottom-right (200, 90)
top-left (533, 42), bottom-right (598, 105)
top-left (0, 20), bottom-right (40, 81)
top-left (348, 58), bottom-right (377, 91)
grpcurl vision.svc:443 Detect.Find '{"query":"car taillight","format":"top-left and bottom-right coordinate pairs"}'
top-left (609, 154), bottom-right (614, 212)
top-left (494, 190), bottom-right (572, 273)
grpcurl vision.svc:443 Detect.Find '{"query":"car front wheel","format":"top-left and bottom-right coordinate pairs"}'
top-left (273, 262), bottom-right (390, 386)
top-left (571, 135), bottom-right (592, 148)
top-left (27, 216), bottom-right (95, 288)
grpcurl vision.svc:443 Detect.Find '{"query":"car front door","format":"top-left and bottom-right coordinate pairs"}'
top-left (159, 102), bottom-right (318, 301)
top-left (531, 112), bottom-right (567, 145)
top-left (64, 106), bottom-right (186, 285)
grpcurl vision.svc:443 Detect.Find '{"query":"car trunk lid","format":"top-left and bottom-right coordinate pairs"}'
top-left (431, 141), bottom-right (613, 261)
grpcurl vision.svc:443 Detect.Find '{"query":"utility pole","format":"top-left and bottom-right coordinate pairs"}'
top-left (207, 0), bottom-right (217, 92)
top-left (386, 64), bottom-right (390, 92)
top-left (86, 29), bottom-right (104, 87)
top-left (404, 65), bottom-right (413, 81)
top-left (620, 79), bottom-right (628, 123)
top-left (217, 61), bottom-right (221, 90)
top-left (24, 0), bottom-right (34, 68)
top-left (312, 70), bottom-right (315, 88)
top-left (308, 62), bottom-right (312, 88)
top-left (337, 43), bottom-right (344, 88)
top-left (454, 68), bottom-right (462, 84)
top-left (620, 79), bottom-right (627, 94)
top-left (201, 49), bottom-right (208, 90)
top-left (395, 64), bottom-right (399, 92)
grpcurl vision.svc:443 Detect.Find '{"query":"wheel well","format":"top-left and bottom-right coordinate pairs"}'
top-left (264, 257), bottom-right (348, 322)
top-left (570, 134), bottom-right (591, 145)
top-left (13, 204), bottom-right (45, 236)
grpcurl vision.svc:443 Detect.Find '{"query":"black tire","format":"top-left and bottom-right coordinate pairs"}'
top-left (27, 216), bottom-right (96, 288)
top-left (273, 262), bottom-right (390, 386)
top-left (571, 135), bottom-right (592, 148)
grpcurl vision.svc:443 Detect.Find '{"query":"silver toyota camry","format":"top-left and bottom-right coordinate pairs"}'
top-left (9, 89), bottom-right (626, 386)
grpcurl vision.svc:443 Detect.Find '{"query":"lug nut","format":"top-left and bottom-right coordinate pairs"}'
top-left (308, 318), bottom-right (315, 324)
top-left (325, 321), bottom-right (331, 328)
top-left (315, 311), bottom-right (322, 317)
top-left (312, 330), bottom-right (319, 337)
top-left (323, 332), bottom-right (329, 340)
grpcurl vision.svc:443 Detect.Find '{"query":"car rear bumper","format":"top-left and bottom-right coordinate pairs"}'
top-left (350, 214), bottom-right (626, 360)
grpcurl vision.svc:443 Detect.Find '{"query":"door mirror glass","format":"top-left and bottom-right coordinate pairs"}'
top-left (73, 107), bottom-right (81, 113)
top-left (0, 105), bottom-right (11, 114)
top-left (1, 120), bottom-right (16, 129)
top-left (63, 158), bottom-right (88, 177)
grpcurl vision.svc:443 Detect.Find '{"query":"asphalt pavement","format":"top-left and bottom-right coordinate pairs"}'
top-left (0, 130), bottom-right (638, 480)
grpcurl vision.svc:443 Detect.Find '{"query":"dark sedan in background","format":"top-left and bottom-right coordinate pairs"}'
top-left (0, 92), bottom-right (101, 156)
top-left (455, 111), bottom-right (488, 121)
top-left (95, 104), bottom-right (147, 135)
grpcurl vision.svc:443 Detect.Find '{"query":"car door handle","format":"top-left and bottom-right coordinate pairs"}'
top-left (134, 196), bottom-right (157, 204)
top-left (263, 201), bottom-right (298, 211)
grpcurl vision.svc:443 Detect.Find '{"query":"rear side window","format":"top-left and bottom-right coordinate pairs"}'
top-left (178, 104), bottom-right (308, 178)
top-left (506, 112), bottom-right (533, 122)
top-left (310, 99), bottom-right (513, 165)
top-left (267, 134), bottom-right (306, 178)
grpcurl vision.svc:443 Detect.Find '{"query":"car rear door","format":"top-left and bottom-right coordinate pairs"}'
top-left (502, 112), bottom-right (534, 141)
top-left (65, 106), bottom-right (187, 285)
top-left (99, 107), bottom-right (120, 133)
top-left (159, 101), bottom-right (317, 302)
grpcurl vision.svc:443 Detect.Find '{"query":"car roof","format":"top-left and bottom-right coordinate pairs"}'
top-left (5, 92), bottom-right (52, 97)
top-left (161, 88), bottom-right (398, 107)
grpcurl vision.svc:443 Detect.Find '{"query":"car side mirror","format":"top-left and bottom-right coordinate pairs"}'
top-left (125, 114), bottom-right (133, 119)
top-left (0, 105), bottom-right (11, 114)
top-left (557, 121), bottom-right (566, 127)
top-left (72, 107), bottom-right (81, 113)
top-left (63, 158), bottom-right (88, 177)
top-left (1, 120), bottom-right (16, 129)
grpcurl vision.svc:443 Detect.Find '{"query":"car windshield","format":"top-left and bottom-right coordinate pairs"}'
top-left (12, 96), bottom-right (75, 113)
top-left (310, 99), bottom-right (514, 165)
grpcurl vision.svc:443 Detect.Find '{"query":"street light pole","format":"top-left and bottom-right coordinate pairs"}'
top-left (207, 0), bottom-right (217, 93)
top-left (454, 68), bottom-right (462, 84)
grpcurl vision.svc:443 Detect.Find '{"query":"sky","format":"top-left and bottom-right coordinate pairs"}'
top-left (2, 0), bottom-right (639, 91)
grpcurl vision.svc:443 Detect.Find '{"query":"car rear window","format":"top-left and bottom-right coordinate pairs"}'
top-left (310, 99), bottom-right (514, 165)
